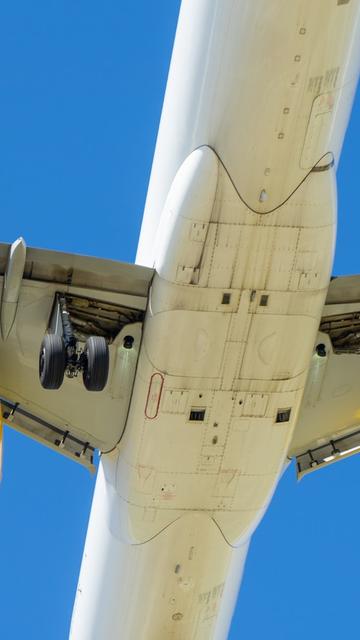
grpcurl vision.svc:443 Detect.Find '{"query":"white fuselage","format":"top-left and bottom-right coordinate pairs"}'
top-left (70, 2), bottom-right (360, 638)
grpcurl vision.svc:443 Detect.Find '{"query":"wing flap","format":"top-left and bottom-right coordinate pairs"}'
top-left (289, 275), bottom-right (360, 478)
top-left (0, 399), bottom-right (95, 471)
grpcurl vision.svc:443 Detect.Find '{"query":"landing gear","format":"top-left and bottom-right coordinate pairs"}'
top-left (39, 294), bottom-right (110, 392)
top-left (39, 334), bottom-right (66, 389)
top-left (83, 336), bottom-right (109, 392)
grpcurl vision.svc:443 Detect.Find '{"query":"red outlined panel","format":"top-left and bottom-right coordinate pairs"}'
top-left (145, 372), bottom-right (164, 419)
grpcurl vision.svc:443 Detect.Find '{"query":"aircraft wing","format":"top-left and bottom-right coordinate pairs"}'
top-left (289, 275), bottom-right (360, 478)
top-left (0, 239), bottom-right (153, 471)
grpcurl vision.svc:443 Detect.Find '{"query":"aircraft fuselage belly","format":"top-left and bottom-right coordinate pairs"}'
top-left (70, 2), bottom-right (360, 638)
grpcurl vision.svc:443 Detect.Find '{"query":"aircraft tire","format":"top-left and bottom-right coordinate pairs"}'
top-left (83, 336), bottom-right (109, 391)
top-left (39, 334), bottom-right (66, 390)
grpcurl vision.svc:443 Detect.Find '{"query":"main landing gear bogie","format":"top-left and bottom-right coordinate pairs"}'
top-left (39, 294), bottom-right (110, 392)
top-left (39, 333), bottom-right (110, 392)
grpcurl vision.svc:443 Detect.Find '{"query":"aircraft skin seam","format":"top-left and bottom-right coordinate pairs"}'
top-left (202, 144), bottom-right (335, 215)
top-left (100, 276), bottom-right (155, 455)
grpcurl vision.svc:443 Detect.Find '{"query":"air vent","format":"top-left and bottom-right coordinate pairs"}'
top-left (222, 293), bottom-right (231, 305)
top-left (276, 408), bottom-right (291, 423)
top-left (189, 409), bottom-right (206, 422)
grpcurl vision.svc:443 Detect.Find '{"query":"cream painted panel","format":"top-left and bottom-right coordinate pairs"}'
top-left (149, 276), bottom-right (240, 315)
top-left (232, 227), bottom-right (274, 291)
top-left (251, 289), bottom-right (327, 322)
top-left (70, 472), bottom-right (249, 640)
top-left (161, 164), bottom-right (337, 305)
top-left (207, 225), bottom-right (242, 289)
top-left (241, 314), bottom-right (317, 381)
top-left (291, 226), bottom-right (335, 290)
top-left (265, 228), bottom-right (299, 290)
top-left (72, 0), bottom-right (360, 636)
top-left (161, 389), bottom-right (189, 414)
top-left (242, 393), bottom-right (268, 417)
top-left (137, 0), bottom-right (360, 266)
top-left (144, 309), bottom-right (230, 378)
top-left (222, 421), bottom-right (290, 476)
top-left (154, 146), bottom-right (218, 282)
top-left (136, 417), bottom-right (205, 475)
top-left (210, 153), bottom-right (337, 232)
top-left (121, 466), bottom-right (277, 518)
top-left (214, 508), bottom-right (267, 547)
top-left (301, 91), bottom-right (340, 168)
top-left (228, 292), bottom-right (252, 342)
top-left (230, 475), bottom-right (279, 512)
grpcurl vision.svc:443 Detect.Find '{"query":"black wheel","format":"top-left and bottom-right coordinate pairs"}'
top-left (39, 334), bottom-right (66, 390)
top-left (83, 336), bottom-right (109, 391)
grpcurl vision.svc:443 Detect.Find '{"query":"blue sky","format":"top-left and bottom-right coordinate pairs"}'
top-left (0, 3), bottom-right (359, 639)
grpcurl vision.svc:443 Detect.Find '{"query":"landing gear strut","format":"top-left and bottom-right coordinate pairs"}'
top-left (39, 294), bottom-right (109, 391)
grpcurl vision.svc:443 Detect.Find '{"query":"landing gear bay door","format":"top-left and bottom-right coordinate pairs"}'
top-left (289, 275), bottom-right (360, 478)
top-left (0, 240), bottom-right (154, 471)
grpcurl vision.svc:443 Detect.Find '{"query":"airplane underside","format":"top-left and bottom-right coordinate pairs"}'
top-left (0, 1), bottom-right (359, 639)
top-left (69, 1), bottom-right (360, 636)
